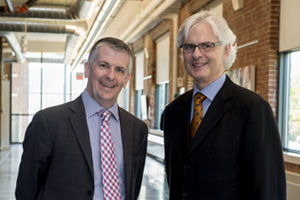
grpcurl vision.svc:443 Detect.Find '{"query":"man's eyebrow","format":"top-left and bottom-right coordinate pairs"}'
top-left (95, 60), bottom-right (108, 65)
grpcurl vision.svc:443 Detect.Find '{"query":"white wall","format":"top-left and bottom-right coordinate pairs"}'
top-left (1, 66), bottom-right (10, 150)
top-left (286, 171), bottom-right (300, 200)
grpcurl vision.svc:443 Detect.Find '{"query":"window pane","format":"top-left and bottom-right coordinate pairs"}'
top-left (28, 93), bottom-right (41, 114)
top-left (42, 63), bottom-right (64, 93)
top-left (42, 94), bottom-right (64, 109)
top-left (28, 63), bottom-right (41, 93)
top-left (155, 84), bottom-right (167, 129)
top-left (288, 51), bottom-right (300, 151)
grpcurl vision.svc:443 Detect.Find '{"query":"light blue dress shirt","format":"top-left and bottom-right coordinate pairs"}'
top-left (190, 73), bottom-right (226, 122)
top-left (82, 90), bottom-right (125, 200)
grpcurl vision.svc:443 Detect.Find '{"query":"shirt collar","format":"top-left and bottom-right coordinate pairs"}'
top-left (193, 73), bottom-right (226, 101)
top-left (82, 90), bottom-right (119, 122)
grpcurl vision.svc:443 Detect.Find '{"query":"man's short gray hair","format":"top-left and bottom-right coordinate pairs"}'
top-left (88, 37), bottom-right (133, 74)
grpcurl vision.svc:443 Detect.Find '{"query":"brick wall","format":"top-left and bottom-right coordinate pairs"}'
top-left (285, 163), bottom-right (300, 174)
top-left (223, 0), bottom-right (280, 117)
top-left (143, 34), bottom-right (156, 128)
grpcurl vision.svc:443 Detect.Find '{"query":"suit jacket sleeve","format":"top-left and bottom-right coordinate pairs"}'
top-left (134, 122), bottom-right (148, 199)
top-left (120, 107), bottom-right (148, 200)
top-left (240, 98), bottom-right (286, 199)
top-left (15, 110), bottom-right (52, 199)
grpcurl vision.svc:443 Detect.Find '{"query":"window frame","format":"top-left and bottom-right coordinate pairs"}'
top-left (278, 50), bottom-right (300, 154)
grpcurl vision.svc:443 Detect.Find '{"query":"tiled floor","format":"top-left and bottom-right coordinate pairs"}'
top-left (0, 144), bottom-right (22, 200)
top-left (0, 143), bottom-right (168, 200)
top-left (139, 141), bottom-right (169, 200)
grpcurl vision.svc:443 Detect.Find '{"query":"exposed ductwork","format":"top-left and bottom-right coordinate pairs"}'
top-left (0, 18), bottom-right (87, 35)
top-left (63, 0), bottom-right (100, 65)
top-left (1, 0), bottom-right (181, 67)
top-left (0, 6), bottom-right (74, 20)
top-left (0, 0), bottom-right (99, 65)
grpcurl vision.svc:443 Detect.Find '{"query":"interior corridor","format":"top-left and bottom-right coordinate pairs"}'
top-left (0, 142), bottom-right (169, 200)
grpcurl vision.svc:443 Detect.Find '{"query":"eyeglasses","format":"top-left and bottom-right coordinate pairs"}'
top-left (180, 42), bottom-right (221, 53)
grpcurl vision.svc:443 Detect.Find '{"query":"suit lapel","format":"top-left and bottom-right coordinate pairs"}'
top-left (188, 77), bottom-right (234, 156)
top-left (178, 91), bottom-right (194, 149)
top-left (69, 96), bottom-right (94, 177)
top-left (118, 107), bottom-right (133, 196)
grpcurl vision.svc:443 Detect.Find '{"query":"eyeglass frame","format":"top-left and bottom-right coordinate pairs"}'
top-left (180, 42), bottom-right (221, 54)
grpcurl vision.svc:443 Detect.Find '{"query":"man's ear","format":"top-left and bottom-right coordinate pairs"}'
top-left (84, 62), bottom-right (90, 78)
top-left (223, 44), bottom-right (231, 59)
top-left (123, 73), bottom-right (131, 88)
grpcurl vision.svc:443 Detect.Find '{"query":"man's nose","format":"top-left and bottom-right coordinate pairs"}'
top-left (192, 46), bottom-right (204, 58)
top-left (106, 67), bottom-right (115, 79)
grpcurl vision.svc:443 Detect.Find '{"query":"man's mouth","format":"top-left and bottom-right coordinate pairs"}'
top-left (100, 81), bottom-right (115, 88)
top-left (192, 62), bottom-right (208, 67)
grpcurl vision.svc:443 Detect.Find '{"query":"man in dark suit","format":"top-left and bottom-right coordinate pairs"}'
top-left (15, 37), bottom-right (148, 200)
top-left (163, 11), bottom-right (286, 200)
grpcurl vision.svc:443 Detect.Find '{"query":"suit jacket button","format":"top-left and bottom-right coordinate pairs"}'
top-left (87, 190), bottom-right (92, 196)
top-left (183, 191), bottom-right (189, 198)
top-left (184, 164), bottom-right (190, 169)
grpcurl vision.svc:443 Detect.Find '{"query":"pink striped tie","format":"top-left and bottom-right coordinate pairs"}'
top-left (98, 110), bottom-right (121, 200)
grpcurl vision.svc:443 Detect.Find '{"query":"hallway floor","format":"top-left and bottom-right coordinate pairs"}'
top-left (0, 143), bottom-right (169, 200)
top-left (0, 145), bottom-right (21, 200)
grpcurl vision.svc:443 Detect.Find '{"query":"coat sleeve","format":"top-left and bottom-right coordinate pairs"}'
top-left (240, 99), bottom-right (286, 200)
top-left (15, 111), bottom-right (52, 199)
top-left (134, 122), bottom-right (148, 200)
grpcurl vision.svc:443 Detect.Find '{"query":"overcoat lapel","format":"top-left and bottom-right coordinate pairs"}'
top-left (188, 77), bottom-right (234, 156)
top-left (118, 108), bottom-right (133, 197)
top-left (69, 96), bottom-right (94, 177)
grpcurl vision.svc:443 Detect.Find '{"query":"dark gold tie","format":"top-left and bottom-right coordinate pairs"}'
top-left (190, 93), bottom-right (206, 139)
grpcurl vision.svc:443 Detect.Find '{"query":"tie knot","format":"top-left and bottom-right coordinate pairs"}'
top-left (194, 92), bottom-right (206, 104)
top-left (97, 110), bottom-right (111, 122)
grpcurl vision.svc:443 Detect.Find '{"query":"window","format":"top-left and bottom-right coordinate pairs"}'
top-left (135, 50), bottom-right (144, 119)
top-left (155, 33), bottom-right (170, 129)
top-left (279, 50), bottom-right (300, 153)
top-left (155, 83), bottom-right (169, 129)
top-left (11, 62), bottom-right (86, 143)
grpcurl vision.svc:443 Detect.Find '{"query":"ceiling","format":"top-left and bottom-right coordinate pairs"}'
top-left (0, 0), bottom-right (184, 70)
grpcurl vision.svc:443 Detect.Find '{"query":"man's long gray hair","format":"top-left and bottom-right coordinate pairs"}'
top-left (177, 11), bottom-right (237, 70)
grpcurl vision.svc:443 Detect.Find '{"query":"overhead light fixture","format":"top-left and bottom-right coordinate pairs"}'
top-left (71, 0), bottom-right (122, 71)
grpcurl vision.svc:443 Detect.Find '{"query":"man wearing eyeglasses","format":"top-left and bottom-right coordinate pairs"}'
top-left (163, 11), bottom-right (286, 200)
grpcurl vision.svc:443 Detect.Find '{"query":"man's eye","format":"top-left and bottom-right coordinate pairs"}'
top-left (185, 44), bottom-right (195, 50)
top-left (116, 68), bottom-right (126, 74)
top-left (201, 43), bottom-right (213, 49)
top-left (97, 64), bottom-right (107, 68)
